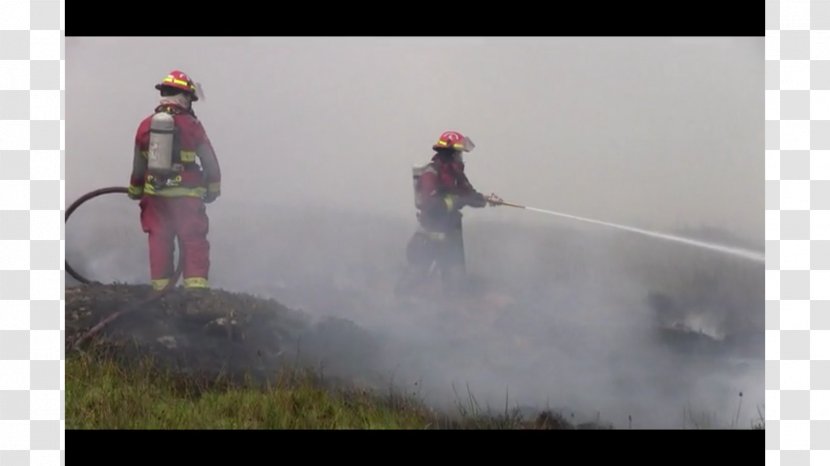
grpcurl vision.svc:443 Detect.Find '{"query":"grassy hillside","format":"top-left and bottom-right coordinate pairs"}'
top-left (66, 284), bottom-right (580, 429)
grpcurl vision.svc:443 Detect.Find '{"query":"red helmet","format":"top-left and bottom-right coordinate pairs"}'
top-left (433, 130), bottom-right (475, 152)
top-left (155, 70), bottom-right (199, 101)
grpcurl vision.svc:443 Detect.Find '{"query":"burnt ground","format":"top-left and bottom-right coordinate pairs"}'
top-left (66, 283), bottom-right (383, 388)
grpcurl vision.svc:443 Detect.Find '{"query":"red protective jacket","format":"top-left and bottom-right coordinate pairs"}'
top-left (129, 103), bottom-right (221, 199)
top-left (416, 153), bottom-right (486, 231)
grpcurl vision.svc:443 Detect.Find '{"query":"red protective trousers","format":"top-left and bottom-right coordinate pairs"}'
top-left (139, 195), bottom-right (210, 287)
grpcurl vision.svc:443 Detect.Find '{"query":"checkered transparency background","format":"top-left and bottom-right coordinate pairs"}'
top-left (767, 0), bottom-right (830, 464)
top-left (0, 0), bottom-right (826, 461)
top-left (0, 0), bottom-right (65, 465)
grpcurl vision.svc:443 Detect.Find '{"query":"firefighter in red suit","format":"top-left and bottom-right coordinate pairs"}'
top-left (128, 70), bottom-right (221, 291)
top-left (400, 131), bottom-right (501, 295)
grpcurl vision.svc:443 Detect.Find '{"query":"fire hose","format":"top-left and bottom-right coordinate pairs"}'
top-left (66, 186), bottom-right (183, 350)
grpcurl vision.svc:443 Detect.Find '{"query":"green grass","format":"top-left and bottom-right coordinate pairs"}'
top-left (66, 351), bottom-right (585, 429)
top-left (67, 352), bottom-right (763, 430)
top-left (66, 353), bottom-right (440, 429)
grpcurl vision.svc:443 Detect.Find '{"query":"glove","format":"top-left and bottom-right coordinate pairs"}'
top-left (127, 185), bottom-right (143, 201)
top-left (203, 191), bottom-right (220, 204)
top-left (486, 193), bottom-right (504, 206)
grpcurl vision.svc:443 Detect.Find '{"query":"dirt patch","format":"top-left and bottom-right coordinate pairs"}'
top-left (66, 284), bottom-right (381, 387)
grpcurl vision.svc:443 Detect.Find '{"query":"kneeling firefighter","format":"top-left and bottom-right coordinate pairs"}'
top-left (400, 130), bottom-right (502, 295)
top-left (128, 70), bottom-right (221, 291)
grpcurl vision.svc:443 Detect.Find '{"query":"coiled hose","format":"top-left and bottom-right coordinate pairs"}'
top-left (66, 187), bottom-right (183, 350)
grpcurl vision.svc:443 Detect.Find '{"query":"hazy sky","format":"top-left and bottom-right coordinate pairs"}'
top-left (67, 37), bottom-right (763, 243)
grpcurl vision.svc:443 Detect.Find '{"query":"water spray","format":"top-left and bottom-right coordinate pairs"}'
top-left (491, 199), bottom-right (764, 263)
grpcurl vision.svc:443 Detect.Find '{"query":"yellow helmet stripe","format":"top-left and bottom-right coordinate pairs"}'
top-left (163, 77), bottom-right (194, 89)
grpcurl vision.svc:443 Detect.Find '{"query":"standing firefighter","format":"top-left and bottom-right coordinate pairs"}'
top-left (399, 130), bottom-right (501, 295)
top-left (128, 70), bottom-right (221, 292)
